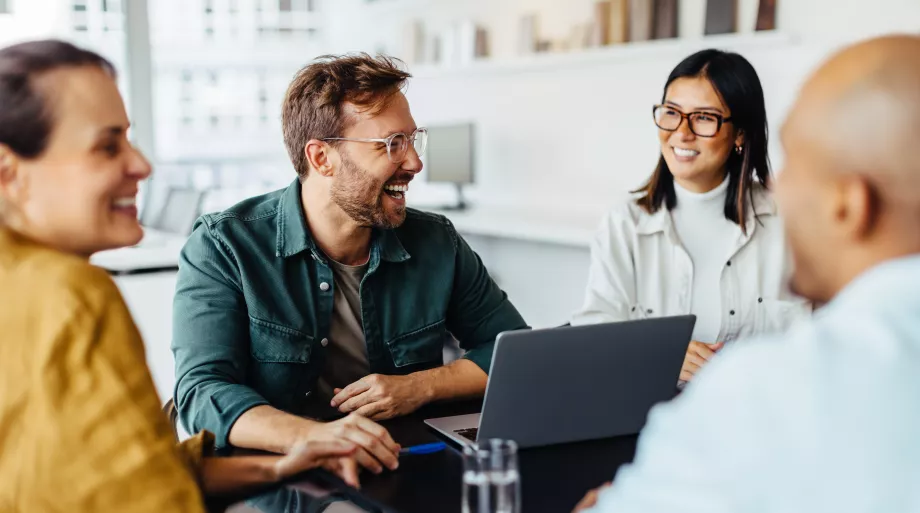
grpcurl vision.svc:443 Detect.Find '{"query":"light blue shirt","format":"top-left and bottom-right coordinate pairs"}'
top-left (589, 255), bottom-right (920, 513)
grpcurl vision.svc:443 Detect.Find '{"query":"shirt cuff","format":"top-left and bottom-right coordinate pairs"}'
top-left (462, 340), bottom-right (495, 374)
top-left (179, 384), bottom-right (270, 449)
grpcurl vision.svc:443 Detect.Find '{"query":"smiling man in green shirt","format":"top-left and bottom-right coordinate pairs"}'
top-left (171, 54), bottom-right (527, 475)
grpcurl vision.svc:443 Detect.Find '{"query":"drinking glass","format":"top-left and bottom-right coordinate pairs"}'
top-left (461, 439), bottom-right (520, 513)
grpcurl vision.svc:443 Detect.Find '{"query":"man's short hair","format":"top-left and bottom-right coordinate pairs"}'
top-left (282, 53), bottom-right (411, 179)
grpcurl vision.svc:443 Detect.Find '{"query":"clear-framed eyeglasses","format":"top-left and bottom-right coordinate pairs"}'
top-left (323, 127), bottom-right (428, 163)
top-left (652, 105), bottom-right (732, 138)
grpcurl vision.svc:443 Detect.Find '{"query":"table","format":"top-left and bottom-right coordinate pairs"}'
top-left (90, 228), bottom-right (184, 275)
top-left (224, 400), bottom-right (639, 513)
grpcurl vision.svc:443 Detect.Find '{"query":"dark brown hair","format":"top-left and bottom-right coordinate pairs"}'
top-left (635, 49), bottom-right (771, 232)
top-left (282, 53), bottom-right (411, 179)
top-left (0, 39), bottom-right (115, 159)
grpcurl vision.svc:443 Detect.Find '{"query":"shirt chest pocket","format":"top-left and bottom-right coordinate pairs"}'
top-left (248, 319), bottom-right (314, 407)
top-left (755, 299), bottom-right (812, 335)
top-left (385, 320), bottom-right (446, 371)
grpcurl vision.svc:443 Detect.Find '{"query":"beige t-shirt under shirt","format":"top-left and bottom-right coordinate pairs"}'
top-left (315, 258), bottom-right (371, 404)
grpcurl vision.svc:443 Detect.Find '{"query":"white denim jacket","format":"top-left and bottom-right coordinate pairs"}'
top-left (572, 185), bottom-right (810, 343)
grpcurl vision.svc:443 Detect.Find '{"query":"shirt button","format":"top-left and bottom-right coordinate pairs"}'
top-left (758, 297), bottom-right (763, 303)
top-left (319, 282), bottom-right (330, 292)
top-left (646, 309), bottom-right (653, 315)
top-left (730, 310), bottom-right (736, 316)
top-left (726, 260), bottom-right (732, 266)
top-left (321, 338), bottom-right (329, 347)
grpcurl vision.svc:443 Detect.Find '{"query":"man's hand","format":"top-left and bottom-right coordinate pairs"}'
top-left (572, 482), bottom-right (612, 512)
top-left (680, 341), bottom-right (724, 382)
top-left (274, 441), bottom-right (359, 487)
top-left (331, 374), bottom-right (431, 421)
top-left (302, 413), bottom-right (401, 475)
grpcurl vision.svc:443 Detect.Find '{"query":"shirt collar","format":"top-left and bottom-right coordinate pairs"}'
top-left (829, 254), bottom-right (920, 312)
top-left (276, 179), bottom-right (314, 258)
top-left (636, 205), bottom-right (670, 235)
top-left (375, 228), bottom-right (411, 263)
top-left (275, 179), bottom-right (411, 263)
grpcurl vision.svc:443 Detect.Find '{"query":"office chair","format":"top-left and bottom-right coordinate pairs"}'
top-left (162, 398), bottom-right (180, 442)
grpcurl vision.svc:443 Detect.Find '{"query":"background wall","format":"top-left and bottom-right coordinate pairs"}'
top-left (318, 0), bottom-right (920, 213)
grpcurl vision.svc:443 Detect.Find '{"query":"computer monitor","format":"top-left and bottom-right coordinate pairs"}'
top-left (424, 123), bottom-right (474, 210)
top-left (152, 187), bottom-right (205, 235)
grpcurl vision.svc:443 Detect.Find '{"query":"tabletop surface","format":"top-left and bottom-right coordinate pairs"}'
top-left (222, 400), bottom-right (640, 513)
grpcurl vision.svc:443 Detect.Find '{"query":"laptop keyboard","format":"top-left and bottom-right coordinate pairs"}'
top-left (454, 428), bottom-right (478, 442)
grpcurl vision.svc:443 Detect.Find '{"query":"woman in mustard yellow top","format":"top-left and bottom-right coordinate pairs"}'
top-left (0, 40), bottom-right (363, 512)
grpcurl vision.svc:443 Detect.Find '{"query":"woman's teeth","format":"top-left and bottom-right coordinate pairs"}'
top-left (113, 197), bottom-right (136, 208)
top-left (673, 147), bottom-right (700, 158)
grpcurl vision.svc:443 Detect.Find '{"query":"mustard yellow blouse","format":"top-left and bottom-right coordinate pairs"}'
top-left (0, 228), bottom-right (211, 512)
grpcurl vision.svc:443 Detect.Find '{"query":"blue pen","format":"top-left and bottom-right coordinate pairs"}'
top-left (399, 442), bottom-right (447, 455)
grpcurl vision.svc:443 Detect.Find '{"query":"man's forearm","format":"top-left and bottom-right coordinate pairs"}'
top-left (227, 405), bottom-right (319, 454)
top-left (412, 358), bottom-right (488, 404)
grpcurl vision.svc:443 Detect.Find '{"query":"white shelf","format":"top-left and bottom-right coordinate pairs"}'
top-left (411, 31), bottom-right (795, 80)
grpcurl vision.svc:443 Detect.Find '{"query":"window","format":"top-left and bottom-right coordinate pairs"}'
top-left (258, 73), bottom-right (269, 124)
top-left (0, 0), bottom-right (11, 14)
top-left (71, 0), bottom-right (88, 31)
top-left (101, 0), bottom-right (123, 12)
top-left (147, 0), bottom-right (322, 197)
top-left (275, 0), bottom-right (313, 12)
top-left (203, 0), bottom-right (214, 36)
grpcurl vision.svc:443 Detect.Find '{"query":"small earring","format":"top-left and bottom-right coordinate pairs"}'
top-left (735, 145), bottom-right (743, 155)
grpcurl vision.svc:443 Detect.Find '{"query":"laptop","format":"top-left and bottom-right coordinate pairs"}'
top-left (425, 316), bottom-right (695, 448)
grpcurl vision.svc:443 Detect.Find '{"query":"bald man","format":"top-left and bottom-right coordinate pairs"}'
top-left (576, 34), bottom-right (920, 513)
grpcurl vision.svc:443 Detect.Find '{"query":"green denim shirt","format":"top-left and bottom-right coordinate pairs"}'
top-left (172, 180), bottom-right (528, 447)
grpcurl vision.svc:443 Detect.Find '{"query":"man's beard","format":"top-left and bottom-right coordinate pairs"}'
top-left (330, 151), bottom-right (407, 229)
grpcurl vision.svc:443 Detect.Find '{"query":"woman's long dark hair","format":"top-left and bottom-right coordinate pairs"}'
top-left (634, 49), bottom-right (771, 232)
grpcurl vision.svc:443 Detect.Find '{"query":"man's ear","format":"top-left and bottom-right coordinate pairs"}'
top-left (305, 139), bottom-right (336, 177)
top-left (835, 175), bottom-right (878, 242)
